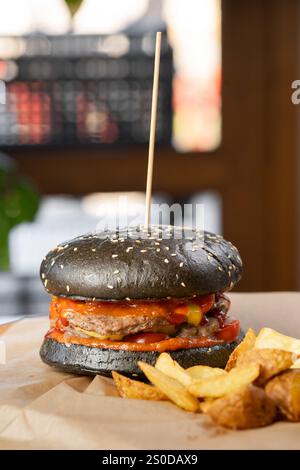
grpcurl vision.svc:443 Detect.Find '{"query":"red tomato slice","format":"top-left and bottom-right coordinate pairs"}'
top-left (125, 333), bottom-right (169, 344)
top-left (215, 320), bottom-right (240, 342)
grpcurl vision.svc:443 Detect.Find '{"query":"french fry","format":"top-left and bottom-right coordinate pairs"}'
top-left (255, 328), bottom-right (300, 356)
top-left (265, 369), bottom-right (300, 421)
top-left (236, 348), bottom-right (294, 386)
top-left (112, 371), bottom-right (166, 401)
top-left (225, 328), bottom-right (256, 371)
top-left (138, 361), bottom-right (199, 412)
top-left (110, 325), bottom-right (300, 431)
top-left (188, 363), bottom-right (260, 398)
top-left (204, 385), bottom-right (277, 430)
top-left (155, 352), bottom-right (191, 387)
top-left (186, 365), bottom-right (227, 382)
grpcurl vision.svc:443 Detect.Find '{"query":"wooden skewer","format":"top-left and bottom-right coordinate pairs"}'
top-left (144, 31), bottom-right (162, 231)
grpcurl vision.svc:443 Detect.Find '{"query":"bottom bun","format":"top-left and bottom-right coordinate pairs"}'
top-left (40, 333), bottom-right (244, 378)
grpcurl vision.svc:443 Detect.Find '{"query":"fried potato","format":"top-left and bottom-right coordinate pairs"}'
top-left (186, 365), bottom-right (227, 382)
top-left (112, 371), bottom-right (166, 401)
top-left (138, 361), bottom-right (199, 412)
top-left (188, 363), bottom-right (260, 398)
top-left (204, 385), bottom-right (277, 430)
top-left (155, 352), bottom-right (191, 387)
top-left (265, 369), bottom-right (300, 421)
top-left (292, 358), bottom-right (300, 369)
top-left (255, 328), bottom-right (300, 355)
top-left (225, 328), bottom-right (256, 371)
top-left (236, 348), bottom-right (294, 386)
top-left (199, 399), bottom-right (215, 414)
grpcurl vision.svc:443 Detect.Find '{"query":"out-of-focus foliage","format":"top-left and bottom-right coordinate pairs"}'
top-left (0, 153), bottom-right (39, 270)
top-left (65, 0), bottom-right (83, 16)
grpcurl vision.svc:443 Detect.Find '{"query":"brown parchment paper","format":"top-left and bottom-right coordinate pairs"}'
top-left (1, 292), bottom-right (300, 450)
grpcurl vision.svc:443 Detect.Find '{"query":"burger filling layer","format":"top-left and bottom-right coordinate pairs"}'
top-left (47, 293), bottom-right (240, 350)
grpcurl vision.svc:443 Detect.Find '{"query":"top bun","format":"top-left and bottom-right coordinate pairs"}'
top-left (40, 225), bottom-right (243, 301)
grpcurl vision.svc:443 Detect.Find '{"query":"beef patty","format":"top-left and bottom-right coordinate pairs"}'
top-left (64, 311), bottom-right (222, 339)
top-left (65, 312), bottom-right (176, 337)
top-left (61, 294), bottom-right (229, 339)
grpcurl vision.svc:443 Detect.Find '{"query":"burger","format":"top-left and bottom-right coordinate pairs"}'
top-left (40, 225), bottom-right (243, 377)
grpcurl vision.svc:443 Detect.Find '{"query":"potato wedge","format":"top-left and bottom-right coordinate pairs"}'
top-left (265, 369), bottom-right (300, 421)
top-left (292, 358), bottom-right (300, 369)
top-left (155, 353), bottom-right (191, 387)
top-left (138, 361), bottom-right (199, 412)
top-left (236, 348), bottom-right (294, 386)
top-left (225, 328), bottom-right (256, 371)
top-left (255, 328), bottom-right (300, 355)
top-left (199, 399), bottom-right (215, 414)
top-left (186, 365), bottom-right (227, 382)
top-left (188, 363), bottom-right (260, 398)
top-left (204, 385), bottom-right (277, 430)
top-left (112, 371), bottom-right (166, 401)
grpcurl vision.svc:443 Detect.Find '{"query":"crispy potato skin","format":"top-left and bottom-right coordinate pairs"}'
top-left (265, 369), bottom-right (300, 422)
top-left (255, 328), bottom-right (300, 355)
top-left (205, 385), bottom-right (277, 430)
top-left (226, 328), bottom-right (256, 371)
top-left (236, 349), bottom-right (294, 386)
top-left (112, 371), bottom-right (166, 400)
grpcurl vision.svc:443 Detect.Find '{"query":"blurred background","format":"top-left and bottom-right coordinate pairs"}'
top-left (0, 0), bottom-right (299, 322)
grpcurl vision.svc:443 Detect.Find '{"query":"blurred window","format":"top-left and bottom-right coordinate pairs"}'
top-left (0, 0), bottom-right (221, 152)
top-left (164, 0), bottom-right (221, 152)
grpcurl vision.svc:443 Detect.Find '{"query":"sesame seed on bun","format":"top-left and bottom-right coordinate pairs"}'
top-left (39, 225), bottom-right (244, 377)
top-left (40, 225), bottom-right (243, 301)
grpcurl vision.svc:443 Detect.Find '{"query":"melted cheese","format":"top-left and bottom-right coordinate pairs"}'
top-left (74, 326), bottom-right (124, 341)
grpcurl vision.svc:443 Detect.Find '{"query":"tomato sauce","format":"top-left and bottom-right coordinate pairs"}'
top-left (46, 293), bottom-right (239, 351)
top-left (49, 294), bottom-right (215, 324)
top-left (46, 328), bottom-right (223, 352)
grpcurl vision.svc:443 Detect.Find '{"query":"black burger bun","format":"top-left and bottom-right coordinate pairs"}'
top-left (40, 333), bottom-right (244, 378)
top-left (40, 225), bottom-right (243, 301)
